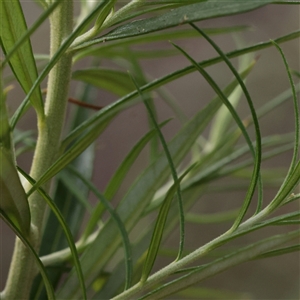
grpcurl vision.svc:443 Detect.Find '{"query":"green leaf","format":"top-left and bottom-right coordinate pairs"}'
top-left (74, 0), bottom-right (274, 49)
top-left (0, 149), bottom-right (30, 235)
top-left (83, 119), bottom-right (171, 240)
top-left (10, 0), bottom-right (114, 128)
top-left (63, 30), bottom-right (300, 149)
top-left (104, 119), bottom-right (171, 200)
top-left (255, 244), bottom-right (300, 259)
top-left (140, 230), bottom-right (300, 299)
top-left (1, 1), bottom-right (60, 68)
top-left (177, 287), bottom-right (249, 299)
top-left (189, 24), bottom-right (263, 219)
top-left (57, 88), bottom-right (222, 299)
top-left (27, 117), bottom-right (112, 197)
top-left (66, 166), bottom-right (133, 291)
top-left (269, 41), bottom-right (300, 209)
top-left (140, 165), bottom-right (194, 283)
top-left (0, 84), bottom-right (11, 150)
top-left (0, 210), bottom-right (55, 300)
top-left (18, 167), bottom-right (87, 300)
top-left (186, 210), bottom-right (239, 224)
top-left (131, 73), bottom-right (185, 259)
top-left (0, 0), bottom-right (44, 116)
top-left (172, 40), bottom-right (261, 229)
top-left (72, 69), bottom-right (135, 96)
top-left (73, 26), bottom-right (248, 61)
top-left (31, 85), bottom-right (97, 299)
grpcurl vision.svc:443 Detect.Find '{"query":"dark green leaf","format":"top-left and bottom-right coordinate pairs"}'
top-left (140, 165), bottom-right (194, 283)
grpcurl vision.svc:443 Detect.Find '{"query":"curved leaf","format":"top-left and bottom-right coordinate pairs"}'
top-left (57, 88), bottom-right (222, 299)
top-left (74, 0), bottom-right (274, 49)
top-left (82, 119), bottom-right (172, 240)
top-left (66, 166), bottom-right (132, 291)
top-left (18, 167), bottom-right (87, 300)
top-left (63, 30), bottom-right (300, 149)
top-left (73, 26), bottom-right (248, 61)
top-left (0, 210), bottom-right (55, 300)
top-left (140, 165), bottom-right (195, 283)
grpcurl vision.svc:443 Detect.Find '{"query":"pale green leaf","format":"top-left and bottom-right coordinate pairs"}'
top-left (72, 69), bottom-right (135, 96)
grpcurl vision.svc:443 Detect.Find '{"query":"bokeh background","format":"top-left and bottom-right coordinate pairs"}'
top-left (1, 2), bottom-right (299, 299)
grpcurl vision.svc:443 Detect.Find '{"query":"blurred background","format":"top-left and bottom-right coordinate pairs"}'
top-left (1, 2), bottom-right (299, 299)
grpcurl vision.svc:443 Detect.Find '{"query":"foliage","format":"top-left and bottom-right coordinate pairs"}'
top-left (0, 1), bottom-right (299, 299)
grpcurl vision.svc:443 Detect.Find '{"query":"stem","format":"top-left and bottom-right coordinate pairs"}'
top-left (3, 2), bottom-right (73, 299)
top-left (111, 206), bottom-right (274, 300)
top-left (142, 230), bottom-right (300, 300)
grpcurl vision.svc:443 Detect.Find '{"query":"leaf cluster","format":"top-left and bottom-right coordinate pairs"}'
top-left (1, 1), bottom-right (299, 299)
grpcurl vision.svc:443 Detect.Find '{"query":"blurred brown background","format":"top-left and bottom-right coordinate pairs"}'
top-left (1, 2), bottom-right (299, 299)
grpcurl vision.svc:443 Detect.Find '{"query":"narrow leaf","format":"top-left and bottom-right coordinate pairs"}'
top-left (140, 230), bottom-right (300, 299)
top-left (0, 0), bottom-right (44, 116)
top-left (186, 210), bottom-right (239, 224)
top-left (63, 30), bottom-right (300, 149)
top-left (10, 0), bottom-right (113, 128)
top-left (131, 74), bottom-right (185, 259)
top-left (73, 26), bottom-right (247, 61)
top-left (255, 244), bottom-right (300, 259)
top-left (66, 166), bottom-right (132, 291)
top-left (83, 119), bottom-right (171, 240)
top-left (105, 119), bottom-right (171, 199)
top-left (57, 88), bottom-right (222, 299)
top-left (27, 118), bottom-right (112, 196)
top-left (74, 0), bottom-right (274, 49)
top-left (172, 38), bottom-right (261, 230)
top-left (18, 167), bottom-right (87, 300)
top-left (1, 0), bottom-right (60, 68)
top-left (72, 69), bottom-right (135, 96)
top-left (0, 210), bottom-right (55, 300)
top-left (269, 41), bottom-right (299, 208)
top-left (0, 149), bottom-right (30, 235)
top-left (140, 165), bottom-right (195, 283)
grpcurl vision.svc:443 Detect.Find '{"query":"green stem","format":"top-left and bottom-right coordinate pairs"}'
top-left (111, 206), bottom-right (274, 300)
top-left (3, 2), bottom-right (73, 299)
